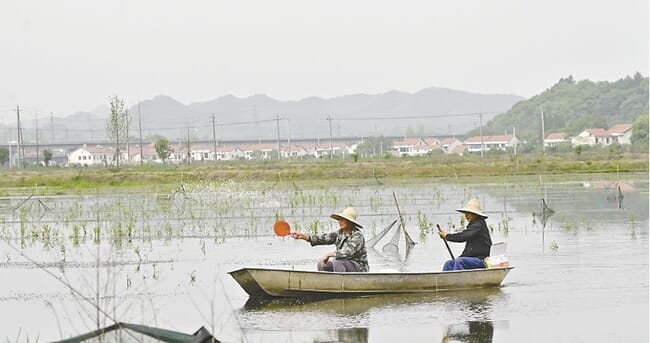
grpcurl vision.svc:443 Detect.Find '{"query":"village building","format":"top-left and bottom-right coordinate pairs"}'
top-left (464, 134), bottom-right (520, 153)
top-left (68, 145), bottom-right (117, 166)
top-left (544, 132), bottom-right (568, 148)
top-left (438, 138), bottom-right (465, 155)
top-left (607, 124), bottom-right (633, 145)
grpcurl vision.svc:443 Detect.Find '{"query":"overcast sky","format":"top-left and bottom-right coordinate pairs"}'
top-left (0, 0), bottom-right (647, 119)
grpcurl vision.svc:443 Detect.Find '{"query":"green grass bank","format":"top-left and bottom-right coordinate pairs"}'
top-left (0, 152), bottom-right (647, 195)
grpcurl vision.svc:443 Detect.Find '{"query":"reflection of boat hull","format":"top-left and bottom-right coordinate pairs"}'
top-left (229, 267), bottom-right (513, 299)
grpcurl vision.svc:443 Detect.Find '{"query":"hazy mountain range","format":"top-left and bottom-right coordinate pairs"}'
top-left (7, 87), bottom-right (524, 144)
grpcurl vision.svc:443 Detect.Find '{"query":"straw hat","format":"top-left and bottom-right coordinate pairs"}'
top-left (330, 207), bottom-right (363, 228)
top-left (456, 198), bottom-right (488, 218)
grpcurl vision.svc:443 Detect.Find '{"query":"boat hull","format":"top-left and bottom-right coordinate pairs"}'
top-left (229, 267), bottom-right (513, 299)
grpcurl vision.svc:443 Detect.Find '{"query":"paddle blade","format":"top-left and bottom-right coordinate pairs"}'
top-left (273, 220), bottom-right (291, 236)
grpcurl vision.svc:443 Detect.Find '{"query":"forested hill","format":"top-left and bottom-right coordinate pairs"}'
top-left (472, 73), bottom-right (649, 143)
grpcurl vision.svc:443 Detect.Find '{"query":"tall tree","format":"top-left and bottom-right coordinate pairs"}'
top-left (43, 149), bottom-right (53, 166)
top-left (106, 96), bottom-right (130, 167)
top-left (0, 147), bottom-right (8, 166)
top-left (155, 138), bottom-right (172, 163)
top-left (355, 136), bottom-right (393, 158)
top-left (631, 114), bottom-right (649, 148)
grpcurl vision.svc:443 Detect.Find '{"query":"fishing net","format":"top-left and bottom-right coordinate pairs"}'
top-left (366, 219), bottom-right (397, 248)
top-left (382, 224), bottom-right (401, 253)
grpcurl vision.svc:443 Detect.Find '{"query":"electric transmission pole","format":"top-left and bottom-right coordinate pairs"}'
top-left (138, 101), bottom-right (143, 165)
top-left (327, 115), bottom-right (333, 159)
top-left (275, 115), bottom-right (281, 160)
top-left (212, 114), bottom-right (217, 160)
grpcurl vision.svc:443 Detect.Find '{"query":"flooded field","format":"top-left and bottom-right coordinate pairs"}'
top-left (0, 173), bottom-right (648, 342)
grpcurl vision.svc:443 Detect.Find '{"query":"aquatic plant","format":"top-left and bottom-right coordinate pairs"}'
top-left (416, 210), bottom-right (431, 236)
top-left (629, 212), bottom-right (637, 238)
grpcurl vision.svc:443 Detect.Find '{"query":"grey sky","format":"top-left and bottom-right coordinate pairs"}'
top-left (0, 0), bottom-right (647, 119)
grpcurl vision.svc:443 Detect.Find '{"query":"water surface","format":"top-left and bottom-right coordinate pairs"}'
top-left (0, 173), bottom-right (647, 342)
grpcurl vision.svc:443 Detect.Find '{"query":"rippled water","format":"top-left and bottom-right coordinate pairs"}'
top-left (0, 173), bottom-right (647, 342)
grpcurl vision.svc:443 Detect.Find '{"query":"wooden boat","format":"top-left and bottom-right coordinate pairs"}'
top-left (229, 266), bottom-right (514, 299)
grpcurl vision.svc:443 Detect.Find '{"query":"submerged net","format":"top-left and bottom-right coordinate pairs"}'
top-left (381, 224), bottom-right (401, 253)
top-left (366, 219), bottom-right (398, 248)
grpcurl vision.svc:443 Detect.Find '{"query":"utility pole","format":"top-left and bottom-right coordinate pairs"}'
top-left (35, 113), bottom-right (39, 165)
top-left (327, 115), bottom-right (333, 159)
top-left (286, 118), bottom-right (291, 161)
top-left (275, 115), bottom-right (281, 160)
top-left (212, 114), bottom-right (217, 160)
top-left (186, 126), bottom-right (191, 164)
top-left (539, 106), bottom-right (546, 154)
top-left (16, 105), bottom-right (23, 168)
top-left (479, 112), bottom-right (484, 157)
top-left (138, 101), bottom-right (143, 165)
top-left (126, 108), bottom-right (130, 165)
top-left (513, 126), bottom-right (517, 156)
top-left (50, 112), bottom-right (54, 143)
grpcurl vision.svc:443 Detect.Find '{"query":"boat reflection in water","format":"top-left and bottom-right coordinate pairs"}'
top-left (238, 288), bottom-right (506, 342)
top-left (242, 287), bottom-right (504, 313)
top-left (443, 321), bottom-right (495, 343)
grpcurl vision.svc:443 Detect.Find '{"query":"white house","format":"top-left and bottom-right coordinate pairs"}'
top-left (392, 137), bottom-right (441, 157)
top-left (438, 138), bottom-right (465, 155)
top-left (241, 143), bottom-right (276, 160)
top-left (393, 137), bottom-right (424, 156)
top-left (544, 132), bottom-right (568, 148)
top-left (464, 135), bottom-right (520, 152)
top-left (131, 144), bottom-right (163, 164)
top-left (571, 128), bottom-right (610, 146)
top-left (68, 145), bottom-right (115, 166)
top-left (607, 124), bottom-right (633, 145)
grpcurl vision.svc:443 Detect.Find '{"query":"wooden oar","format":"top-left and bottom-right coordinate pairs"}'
top-left (436, 224), bottom-right (455, 260)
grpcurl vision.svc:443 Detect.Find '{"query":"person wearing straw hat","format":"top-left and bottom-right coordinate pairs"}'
top-left (291, 207), bottom-right (369, 272)
top-left (437, 198), bottom-right (492, 271)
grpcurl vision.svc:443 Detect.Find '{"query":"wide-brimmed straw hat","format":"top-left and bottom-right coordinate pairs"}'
top-left (456, 198), bottom-right (488, 218)
top-left (330, 207), bottom-right (363, 228)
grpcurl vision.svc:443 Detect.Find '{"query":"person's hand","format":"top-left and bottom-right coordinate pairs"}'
top-left (319, 252), bottom-right (334, 268)
top-left (290, 232), bottom-right (301, 239)
top-left (438, 229), bottom-right (447, 240)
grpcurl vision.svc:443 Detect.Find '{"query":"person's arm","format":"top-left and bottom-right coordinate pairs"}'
top-left (292, 231), bottom-right (338, 246)
top-left (290, 232), bottom-right (310, 241)
top-left (446, 221), bottom-right (483, 242)
top-left (319, 251), bottom-right (336, 268)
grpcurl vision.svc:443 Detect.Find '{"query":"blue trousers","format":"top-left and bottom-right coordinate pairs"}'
top-left (443, 257), bottom-right (485, 271)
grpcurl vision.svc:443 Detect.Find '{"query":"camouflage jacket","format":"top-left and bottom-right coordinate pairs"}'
top-left (309, 228), bottom-right (369, 272)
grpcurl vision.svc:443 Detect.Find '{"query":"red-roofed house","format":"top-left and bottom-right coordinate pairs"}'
top-left (392, 137), bottom-right (441, 156)
top-left (544, 132), bottom-right (568, 148)
top-left (240, 143), bottom-right (276, 160)
top-left (607, 124), bottom-right (633, 145)
top-left (571, 128), bottom-right (610, 146)
top-left (439, 138), bottom-right (465, 155)
top-left (68, 145), bottom-right (115, 166)
top-left (464, 135), bottom-right (520, 153)
top-left (131, 144), bottom-right (162, 163)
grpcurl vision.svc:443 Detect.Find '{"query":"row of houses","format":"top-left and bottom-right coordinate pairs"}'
top-left (544, 124), bottom-right (633, 148)
top-left (67, 141), bottom-right (359, 166)
top-left (382, 123), bottom-right (633, 157)
top-left (390, 134), bottom-right (521, 157)
top-left (7, 122), bottom-right (635, 167)
top-left (67, 134), bottom-right (521, 166)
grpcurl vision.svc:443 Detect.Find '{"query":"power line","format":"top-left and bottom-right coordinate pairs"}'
top-left (332, 111), bottom-right (500, 121)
